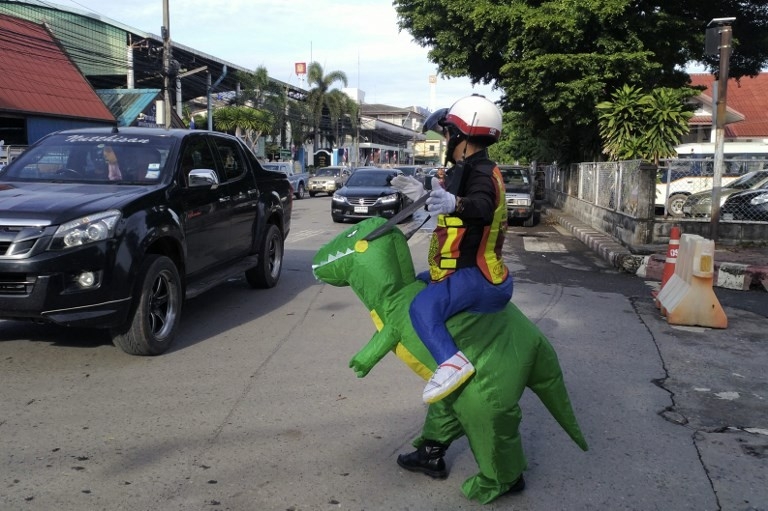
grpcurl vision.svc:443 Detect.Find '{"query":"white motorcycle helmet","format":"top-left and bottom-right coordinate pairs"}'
top-left (423, 94), bottom-right (502, 163)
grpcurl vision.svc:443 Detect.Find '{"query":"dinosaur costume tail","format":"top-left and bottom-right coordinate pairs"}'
top-left (527, 328), bottom-right (589, 451)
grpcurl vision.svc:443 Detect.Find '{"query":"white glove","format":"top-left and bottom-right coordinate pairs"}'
top-left (426, 182), bottom-right (457, 215)
top-left (390, 175), bottom-right (426, 202)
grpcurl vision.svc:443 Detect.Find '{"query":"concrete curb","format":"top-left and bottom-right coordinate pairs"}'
top-left (544, 209), bottom-right (768, 292)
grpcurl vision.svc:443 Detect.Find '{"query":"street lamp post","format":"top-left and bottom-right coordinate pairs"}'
top-left (161, 0), bottom-right (171, 130)
top-left (706, 17), bottom-right (735, 241)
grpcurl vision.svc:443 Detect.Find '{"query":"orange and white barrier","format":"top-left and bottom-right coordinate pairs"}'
top-left (656, 233), bottom-right (727, 329)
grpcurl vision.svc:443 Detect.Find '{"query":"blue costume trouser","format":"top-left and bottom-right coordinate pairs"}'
top-left (409, 267), bottom-right (513, 364)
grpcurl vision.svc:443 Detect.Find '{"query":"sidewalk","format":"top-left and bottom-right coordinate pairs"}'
top-left (542, 206), bottom-right (768, 292)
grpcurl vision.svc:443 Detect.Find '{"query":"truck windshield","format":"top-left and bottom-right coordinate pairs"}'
top-left (1, 134), bottom-right (174, 184)
top-left (500, 168), bottom-right (531, 189)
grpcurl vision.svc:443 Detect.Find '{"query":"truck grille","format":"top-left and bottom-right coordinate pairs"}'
top-left (0, 224), bottom-right (46, 257)
top-left (0, 273), bottom-right (36, 295)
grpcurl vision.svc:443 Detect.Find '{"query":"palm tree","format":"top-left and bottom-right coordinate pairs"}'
top-left (597, 84), bottom-right (646, 161)
top-left (640, 88), bottom-right (696, 165)
top-left (214, 106), bottom-right (274, 152)
top-left (232, 66), bottom-right (277, 107)
top-left (326, 89), bottom-right (359, 149)
top-left (306, 62), bottom-right (348, 155)
top-left (598, 84), bottom-right (696, 164)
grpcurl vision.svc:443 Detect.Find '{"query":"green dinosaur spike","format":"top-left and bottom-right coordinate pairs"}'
top-left (313, 216), bottom-right (588, 504)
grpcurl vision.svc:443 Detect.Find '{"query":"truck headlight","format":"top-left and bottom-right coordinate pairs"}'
top-left (49, 210), bottom-right (121, 250)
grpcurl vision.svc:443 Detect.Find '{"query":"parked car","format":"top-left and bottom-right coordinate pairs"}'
top-left (656, 161), bottom-right (742, 217)
top-left (394, 165), bottom-right (427, 179)
top-left (423, 167), bottom-right (446, 190)
top-left (308, 165), bottom-right (350, 197)
top-left (263, 160), bottom-right (309, 199)
top-left (0, 127), bottom-right (292, 355)
top-left (720, 181), bottom-right (768, 221)
top-left (331, 168), bottom-right (409, 223)
top-left (499, 164), bottom-right (536, 226)
top-left (683, 170), bottom-right (768, 217)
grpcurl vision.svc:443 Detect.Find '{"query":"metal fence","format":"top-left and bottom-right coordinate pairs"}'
top-left (545, 160), bottom-right (646, 218)
top-left (545, 158), bottom-right (768, 222)
top-left (657, 158), bottom-right (768, 219)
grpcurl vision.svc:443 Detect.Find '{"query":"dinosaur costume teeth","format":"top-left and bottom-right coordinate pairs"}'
top-left (311, 248), bottom-right (355, 272)
top-left (312, 216), bottom-right (587, 504)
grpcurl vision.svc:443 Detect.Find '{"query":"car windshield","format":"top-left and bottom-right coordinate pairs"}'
top-left (346, 171), bottom-right (395, 187)
top-left (0, 133), bottom-right (174, 184)
top-left (262, 163), bottom-right (285, 171)
top-left (315, 167), bottom-right (340, 177)
top-left (728, 170), bottom-right (768, 189)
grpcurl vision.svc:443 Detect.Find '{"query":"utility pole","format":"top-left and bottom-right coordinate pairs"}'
top-left (162, 0), bottom-right (171, 130)
top-left (706, 17), bottom-right (735, 241)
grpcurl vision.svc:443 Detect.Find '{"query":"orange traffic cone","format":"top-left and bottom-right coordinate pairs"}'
top-left (654, 226), bottom-right (680, 309)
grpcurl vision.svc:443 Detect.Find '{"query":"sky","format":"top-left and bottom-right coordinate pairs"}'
top-left (57, 0), bottom-right (502, 111)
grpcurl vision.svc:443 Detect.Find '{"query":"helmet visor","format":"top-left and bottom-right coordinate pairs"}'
top-left (422, 107), bottom-right (449, 135)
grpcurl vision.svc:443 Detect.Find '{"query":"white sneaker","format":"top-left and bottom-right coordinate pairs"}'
top-left (423, 351), bottom-right (475, 404)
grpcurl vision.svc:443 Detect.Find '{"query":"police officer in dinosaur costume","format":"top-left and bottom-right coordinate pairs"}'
top-left (311, 216), bottom-right (588, 504)
top-left (392, 95), bottom-right (513, 405)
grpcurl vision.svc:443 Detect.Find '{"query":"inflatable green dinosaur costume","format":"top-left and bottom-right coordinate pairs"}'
top-left (312, 217), bottom-right (588, 504)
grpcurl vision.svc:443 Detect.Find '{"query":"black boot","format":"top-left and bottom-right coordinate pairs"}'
top-left (396, 441), bottom-right (448, 479)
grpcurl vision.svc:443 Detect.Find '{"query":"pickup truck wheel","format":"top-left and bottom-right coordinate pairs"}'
top-left (309, 191), bottom-right (317, 197)
top-left (523, 213), bottom-right (535, 227)
top-left (245, 224), bottom-right (284, 289)
top-left (295, 183), bottom-right (307, 200)
top-left (112, 255), bottom-right (182, 356)
top-left (666, 194), bottom-right (688, 217)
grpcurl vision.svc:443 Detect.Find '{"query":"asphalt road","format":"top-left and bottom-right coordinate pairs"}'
top-left (0, 196), bottom-right (765, 511)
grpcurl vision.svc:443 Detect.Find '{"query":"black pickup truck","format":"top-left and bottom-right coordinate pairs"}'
top-left (0, 127), bottom-right (292, 355)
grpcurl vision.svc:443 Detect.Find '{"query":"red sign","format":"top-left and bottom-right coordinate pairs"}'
top-left (295, 62), bottom-right (306, 75)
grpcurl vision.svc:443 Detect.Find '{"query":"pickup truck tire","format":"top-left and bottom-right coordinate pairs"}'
top-left (245, 224), bottom-right (284, 289)
top-left (295, 183), bottom-right (307, 200)
top-left (309, 191), bottom-right (317, 197)
top-left (523, 213), bottom-right (535, 227)
top-left (666, 193), bottom-right (688, 217)
top-left (111, 255), bottom-right (182, 356)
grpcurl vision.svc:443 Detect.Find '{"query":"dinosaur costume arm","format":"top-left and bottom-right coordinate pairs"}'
top-left (349, 311), bottom-right (400, 377)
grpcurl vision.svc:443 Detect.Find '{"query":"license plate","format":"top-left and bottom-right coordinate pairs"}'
top-left (354, 206), bottom-right (368, 213)
top-left (722, 213), bottom-right (734, 221)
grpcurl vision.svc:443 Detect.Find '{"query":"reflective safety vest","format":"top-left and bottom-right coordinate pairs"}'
top-left (427, 166), bottom-right (508, 284)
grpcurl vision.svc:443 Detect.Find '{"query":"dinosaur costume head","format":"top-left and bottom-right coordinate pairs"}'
top-left (312, 216), bottom-right (415, 295)
top-left (313, 217), bottom-right (588, 505)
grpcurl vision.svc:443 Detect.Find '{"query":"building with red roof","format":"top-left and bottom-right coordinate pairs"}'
top-left (0, 13), bottom-right (115, 146)
top-left (685, 73), bottom-right (768, 143)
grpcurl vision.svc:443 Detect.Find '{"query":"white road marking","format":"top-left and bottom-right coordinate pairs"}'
top-left (523, 238), bottom-right (568, 253)
top-left (286, 229), bottom-right (327, 243)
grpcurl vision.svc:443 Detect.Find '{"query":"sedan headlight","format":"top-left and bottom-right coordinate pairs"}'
top-left (332, 193), bottom-right (348, 204)
top-left (378, 193), bottom-right (399, 204)
top-left (49, 210), bottom-right (121, 250)
top-left (750, 193), bottom-right (768, 206)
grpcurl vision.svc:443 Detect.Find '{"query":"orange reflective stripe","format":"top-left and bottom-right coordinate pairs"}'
top-left (474, 167), bottom-right (509, 284)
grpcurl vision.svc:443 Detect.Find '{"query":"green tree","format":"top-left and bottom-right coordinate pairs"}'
top-left (598, 85), bottom-right (695, 163)
top-left (234, 67), bottom-right (288, 150)
top-left (394, 0), bottom-right (768, 164)
top-left (214, 106), bottom-right (274, 151)
top-left (326, 89), bottom-right (359, 148)
top-left (306, 62), bottom-right (349, 153)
